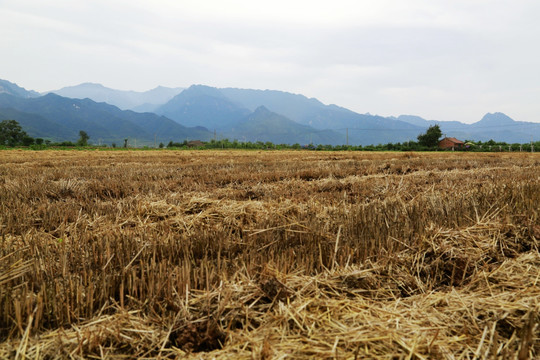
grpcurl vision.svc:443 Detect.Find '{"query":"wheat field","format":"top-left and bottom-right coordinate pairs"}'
top-left (0, 149), bottom-right (538, 359)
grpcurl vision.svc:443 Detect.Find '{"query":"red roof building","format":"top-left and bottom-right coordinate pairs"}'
top-left (439, 137), bottom-right (465, 150)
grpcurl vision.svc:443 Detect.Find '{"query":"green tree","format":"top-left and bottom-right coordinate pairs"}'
top-left (22, 136), bottom-right (34, 146)
top-left (0, 119), bottom-right (29, 146)
top-left (417, 125), bottom-right (442, 148)
top-left (77, 130), bottom-right (90, 146)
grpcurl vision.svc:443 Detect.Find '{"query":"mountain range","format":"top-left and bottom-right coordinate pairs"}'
top-left (0, 79), bottom-right (40, 98)
top-left (50, 83), bottom-right (184, 112)
top-left (1, 78), bottom-right (539, 145)
top-left (0, 86), bottom-right (210, 145)
top-left (154, 85), bottom-right (426, 145)
top-left (393, 113), bottom-right (540, 143)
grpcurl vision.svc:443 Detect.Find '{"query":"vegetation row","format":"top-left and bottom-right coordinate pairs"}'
top-left (1, 119), bottom-right (538, 152)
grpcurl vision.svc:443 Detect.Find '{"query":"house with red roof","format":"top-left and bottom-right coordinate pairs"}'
top-left (438, 137), bottom-right (465, 150)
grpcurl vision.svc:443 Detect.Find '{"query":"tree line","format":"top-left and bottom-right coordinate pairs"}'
top-left (0, 120), bottom-right (92, 148)
top-left (1, 120), bottom-right (537, 152)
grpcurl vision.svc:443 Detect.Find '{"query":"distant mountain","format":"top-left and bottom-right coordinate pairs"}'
top-left (156, 85), bottom-right (251, 129)
top-left (0, 92), bottom-right (211, 145)
top-left (219, 87), bottom-right (420, 132)
top-left (397, 112), bottom-right (540, 143)
top-left (0, 79), bottom-right (40, 98)
top-left (157, 85), bottom-right (423, 144)
top-left (50, 83), bottom-right (184, 110)
top-left (224, 106), bottom-right (343, 144)
top-left (2, 78), bottom-right (538, 145)
top-left (395, 115), bottom-right (466, 129)
top-left (471, 112), bottom-right (517, 128)
top-left (219, 88), bottom-right (331, 126)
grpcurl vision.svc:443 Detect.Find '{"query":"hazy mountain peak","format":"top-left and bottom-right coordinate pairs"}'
top-left (0, 79), bottom-right (40, 98)
top-left (396, 114), bottom-right (431, 127)
top-left (151, 85), bottom-right (175, 91)
top-left (42, 92), bottom-right (61, 99)
top-left (475, 112), bottom-right (515, 126)
top-left (77, 82), bottom-right (106, 88)
top-left (483, 112), bottom-right (513, 120)
top-left (156, 85), bottom-right (250, 129)
top-left (183, 84), bottom-right (227, 98)
top-left (253, 105), bottom-right (271, 113)
top-left (50, 83), bottom-right (184, 110)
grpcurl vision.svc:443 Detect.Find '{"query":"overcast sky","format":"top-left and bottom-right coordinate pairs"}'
top-left (1, 0), bottom-right (540, 123)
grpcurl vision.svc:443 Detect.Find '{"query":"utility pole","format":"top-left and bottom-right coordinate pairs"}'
top-left (154, 134), bottom-right (157, 148)
top-left (346, 128), bottom-right (348, 146)
top-left (532, 135), bottom-right (534, 153)
top-left (214, 129), bottom-right (216, 141)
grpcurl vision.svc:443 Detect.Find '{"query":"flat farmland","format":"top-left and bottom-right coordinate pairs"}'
top-left (0, 150), bottom-right (539, 359)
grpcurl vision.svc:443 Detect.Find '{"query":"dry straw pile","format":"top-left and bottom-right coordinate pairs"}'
top-left (0, 150), bottom-right (538, 359)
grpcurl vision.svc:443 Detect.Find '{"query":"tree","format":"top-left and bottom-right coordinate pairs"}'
top-left (417, 125), bottom-right (442, 148)
top-left (77, 130), bottom-right (90, 146)
top-left (0, 119), bottom-right (29, 146)
top-left (22, 136), bottom-right (34, 146)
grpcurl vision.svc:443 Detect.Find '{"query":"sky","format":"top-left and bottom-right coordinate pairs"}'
top-left (1, 0), bottom-right (540, 123)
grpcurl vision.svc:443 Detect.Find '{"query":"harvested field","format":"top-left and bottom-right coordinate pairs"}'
top-left (0, 149), bottom-right (538, 359)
